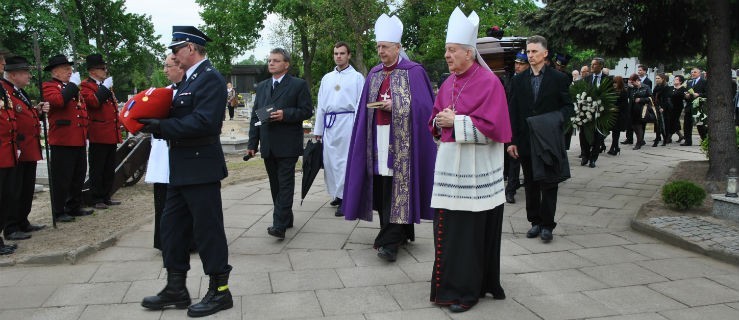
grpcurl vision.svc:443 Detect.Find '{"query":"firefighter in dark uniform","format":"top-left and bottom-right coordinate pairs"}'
top-left (80, 54), bottom-right (121, 209)
top-left (42, 54), bottom-right (94, 223)
top-left (139, 26), bottom-right (232, 318)
top-left (0, 50), bottom-right (19, 255)
top-left (1, 56), bottom-right (48, 241)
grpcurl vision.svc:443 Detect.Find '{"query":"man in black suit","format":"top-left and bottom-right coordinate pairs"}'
top-left (139, 26), bottom-right (233, 318)
top-left (579, 57), bottom-right (611, 168)
top-left (507, 35), bottom-right (573, 242)
top-left (246, 48), bottom-right (313, 239)
top-left (637, 64), bottom-right (652, 89)
top-left (682, 67), bottom-right (707, 145)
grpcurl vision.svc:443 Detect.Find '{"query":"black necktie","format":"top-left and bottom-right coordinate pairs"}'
top-left (272, 81), bottom-right (279, 94)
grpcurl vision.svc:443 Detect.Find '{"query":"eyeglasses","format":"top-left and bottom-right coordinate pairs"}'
top-left (172, 44), bottom-right (188, 55)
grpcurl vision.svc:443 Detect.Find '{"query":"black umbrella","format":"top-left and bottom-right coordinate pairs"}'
top-left (301, 139), bottom-right (323, 205)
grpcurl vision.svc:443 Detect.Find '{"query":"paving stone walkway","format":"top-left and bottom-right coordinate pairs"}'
top-left (1, 137), bottom-right (739, 320)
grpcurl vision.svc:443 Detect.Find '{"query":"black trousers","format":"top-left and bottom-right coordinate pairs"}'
top-left (0, 167), bottom-right (16, 238)
top-left (373, 175), bottom-right (414, 251)
top-left (4, 161), bottom-right (37, 236)
top-left (153, 183), bottom-right (167, 250)
top-left (610, 130), bottom-right (621, 152)
top-left (430, 206), bottom-right (504, 308)
top-left (683, 103), bottom-right (695, 144)
top-left (50, 145), bottom-right (87, 216)
top-left (520, 156), bottom-right (558, 230)
top-left (624, 128), bottom-right (634, 142)
top-left (88, 143), bottom-right (117, 203)
top-left (579, 131), bottom-right (605, 162)
top-left (505, 153), bottom-right (521, 196)
top-left (227, 106), bottom-right (235, 120)
top-left (670, 105), bottom-right (684, 137)
top-left (161, 182), bottom-right (229, 275)
top-left (264, 156), bottom-right (297, 232)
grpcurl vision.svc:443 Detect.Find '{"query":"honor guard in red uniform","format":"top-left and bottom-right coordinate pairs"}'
top-left (1, 56), bottom-right (48, 241)
top-left (80, 54), bottom-right (121, 209)
top-left (42, 54), bottom-right (93, 223)
top-left (0, 51), bottom-right (19, 254)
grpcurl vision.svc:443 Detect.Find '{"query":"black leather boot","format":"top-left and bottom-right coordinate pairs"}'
top-left (187, 265), bottom-right (233, 317)
top-left (141, 270), bottom-right (191, 310)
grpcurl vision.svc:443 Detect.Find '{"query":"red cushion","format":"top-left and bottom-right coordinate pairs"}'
top-left (119, 87), bottom-right (173, 134)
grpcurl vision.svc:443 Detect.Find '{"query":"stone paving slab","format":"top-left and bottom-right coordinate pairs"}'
top-left (4, 137), bottom-right (739, 319)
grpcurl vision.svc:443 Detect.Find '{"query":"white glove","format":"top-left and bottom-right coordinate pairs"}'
top-left (103, 77), bottom-right (113, 89)
top-left (70, 72), bottom-right (81, 85)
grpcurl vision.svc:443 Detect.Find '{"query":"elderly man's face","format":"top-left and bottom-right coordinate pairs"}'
top-left (6, 70), bottom-right (32, 88)
top-left (52, 65), bottom-right (73, 83)
top-left (690, 69), bottom-right (700, 79)
top-left (376, 41), bottom-right (400, 66)
top-left (444, 43), bottom-right (474, 74)
top-left (580, 66), bottom-right (590, 77)
top-left (590, 60), bottom-right (603, 75)
top-left (163, 54), bottom-right (183, 84)
top-left (268, 53), bottom-right (289, 76)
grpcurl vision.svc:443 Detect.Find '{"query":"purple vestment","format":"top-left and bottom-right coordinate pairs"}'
top-left (342, 58), bottom-right (437, 223)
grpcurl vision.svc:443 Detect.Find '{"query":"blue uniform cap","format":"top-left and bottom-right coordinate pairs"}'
top-left (515, 50), bottom-right (528, 64)
top-left (169, 26), bottom-right (211, 48)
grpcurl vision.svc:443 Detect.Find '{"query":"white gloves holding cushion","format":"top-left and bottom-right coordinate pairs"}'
top-left (103, 77), bottom-right (113, 89)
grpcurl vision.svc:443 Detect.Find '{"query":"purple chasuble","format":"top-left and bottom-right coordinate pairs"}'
top-left (342, 58), bottom-right (437, 223)
top-left (429, 62), bottom-right (512, 143)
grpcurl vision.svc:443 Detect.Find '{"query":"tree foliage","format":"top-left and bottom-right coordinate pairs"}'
top-left (197, 0), bottom-right (268, 76)
top-left (0, 0), bottom-right (163, 99)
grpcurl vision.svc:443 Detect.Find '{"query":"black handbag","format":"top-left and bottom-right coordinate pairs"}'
top-left (641, 97), bottom-right (657, 123)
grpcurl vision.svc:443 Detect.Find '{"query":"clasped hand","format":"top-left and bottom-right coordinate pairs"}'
top-left (435, 108), bottom-right (455, 128)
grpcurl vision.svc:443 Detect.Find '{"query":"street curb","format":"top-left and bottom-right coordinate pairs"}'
top-left (631, 185), bottom-right (739, 266)
top-left (3, 215), bottom-right (154, 267)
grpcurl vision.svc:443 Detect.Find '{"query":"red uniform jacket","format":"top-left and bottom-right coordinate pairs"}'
top-left (42, 79), bottom-right (88, 147)
top-left (80, 78), bottom-right (121, 144)
top-left (1, 79), bottom-right (42, 162)
top-left (0, 87), bottom-right (18, 168)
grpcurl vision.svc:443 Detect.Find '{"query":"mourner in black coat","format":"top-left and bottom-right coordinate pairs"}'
top-left (683, 68), bottom-right (707, 145)
top-left (507, 36), bottom-right (573, 242)
top-left (247, 48), bottom-right (313, 239)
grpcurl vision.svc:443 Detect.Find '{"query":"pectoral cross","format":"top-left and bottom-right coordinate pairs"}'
top-left (380, 93), bottom-right (390, 101)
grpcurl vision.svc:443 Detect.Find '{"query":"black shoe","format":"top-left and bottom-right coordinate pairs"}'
top-left (54, 214), bottom-right (76, 223)
top-left (492, 287), bottom-right (506, 300)
top-left (329, 198), bottom-right (342, 207)
top-left (105, 199), bottom-right (122, 205)
top-left (652, 141), bottom-right (659, 147)
top-left (449, 304), bottom-right (471, 313)
top-left (187, 266), bottom-right (233, 317)
top-left (22, 224), bottom-right (46, 232)
top-left (526, 225), bottom-right (541, 238)
top-left (540, 229), bottom-right (553, 242)
top-left (267, 226), bottom-right (285, 239)
top-left (5, 231), bottom-right (31, 240)
top-left (607, 149), bottom-right (618, 156)
top-left (620, 140), bottom-right (633, 145)
top-left (505, 194), bottom-right (515, 204)
top-left (94, 202), bottom-right (108, 209)
top-left (0, 244), bottom-right (16, 255)
top-left (377, 246), bottom-right (397, 262)
top-left (633, 144), bottom-right (642, 150)
top-left (580, 158), bottom-right (588, 166)
top-left (680, 142), bottom-right (692, 146)
top-left (141, 271), bottom-right (191, 310)
top-left (68, 208), bottom-right (94, 217)
top-left (588, 160), bottom-right (596, 168)
top-left (677, 136), bottom-right (684, 143)
top-left (335, 205), bottom-right (344, 217)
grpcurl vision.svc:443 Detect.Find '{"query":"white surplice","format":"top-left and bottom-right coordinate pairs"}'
top-left (313, 65), bottom-right (365, 198)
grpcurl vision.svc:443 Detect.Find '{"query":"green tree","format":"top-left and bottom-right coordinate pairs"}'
top-left (197, 0), bottom-right (268, 76)
top-left (523, 0), bottom-right (739, 181)
top-left (237, 54), bottom-right (267, 65)
top-left (1, 0), bottom-right (164, 99)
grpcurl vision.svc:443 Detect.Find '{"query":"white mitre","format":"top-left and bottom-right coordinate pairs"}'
top-left (446, 7), bottom-right (491, 72)
top-left (375, 14), bottom-right (403, 43)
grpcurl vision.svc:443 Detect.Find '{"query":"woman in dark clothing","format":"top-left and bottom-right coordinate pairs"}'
top-left (608, 76), bottom-right (629, 155)
top-left (652, 73), bottom-right (673, 146)
top-left (670, 75), bottom-right (687, 143)
top-left (629, 74), bottom-right (652, 150)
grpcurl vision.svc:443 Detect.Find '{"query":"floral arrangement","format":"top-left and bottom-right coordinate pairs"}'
top-left (568, 78), bottom-right (618, 144)
top-left (692, 97), bottom-right (707, 125)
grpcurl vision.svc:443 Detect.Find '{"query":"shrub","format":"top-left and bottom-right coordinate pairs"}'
top-left (700, 127), bottom-right (739, 159)
top-left (662, 180), bottom-right (706, 210)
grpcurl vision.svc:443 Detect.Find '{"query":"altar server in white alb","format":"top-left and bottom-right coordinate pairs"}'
top-left (313, 41), bottom-right (364, 217)
top-left (428, 7), bottom-right (512, 313)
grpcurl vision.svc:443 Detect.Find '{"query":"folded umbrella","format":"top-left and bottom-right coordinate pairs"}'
top-left (301, 139), bottom-right (323, 205)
